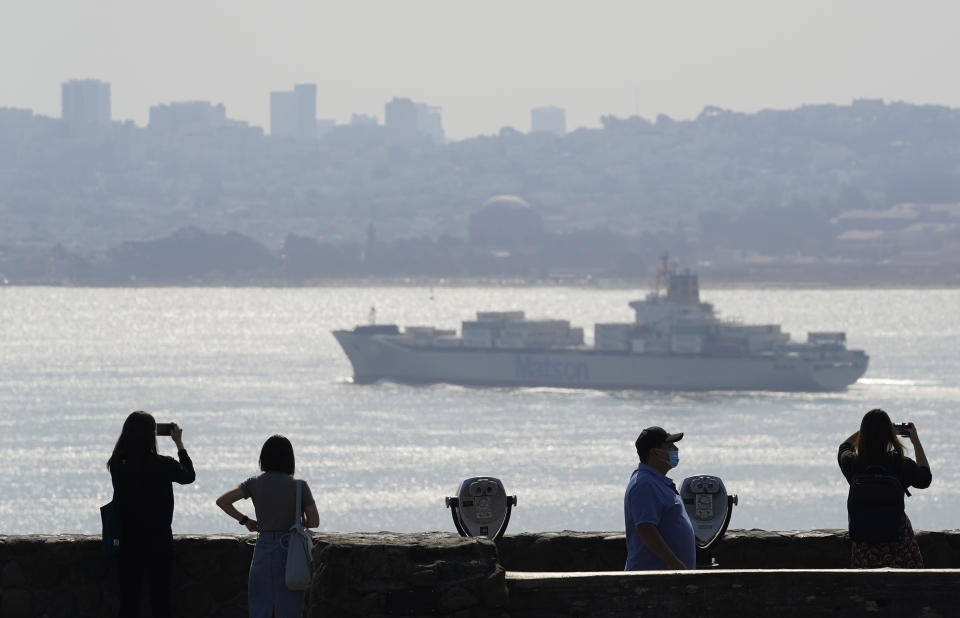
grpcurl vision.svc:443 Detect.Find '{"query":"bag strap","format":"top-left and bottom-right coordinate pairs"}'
top-left (294, 480), bottom-right (303, 526)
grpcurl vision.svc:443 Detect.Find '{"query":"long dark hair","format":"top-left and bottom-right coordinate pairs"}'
top-left (259, 435), bottom-right (295, 475)
top-left (107, 410), bottom-right (158, 471)
top-left (854, 408), bottom-right (903, 462)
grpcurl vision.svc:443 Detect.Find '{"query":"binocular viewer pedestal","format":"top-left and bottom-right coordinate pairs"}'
top-left (446, 477), bottom-right (517, 541)
top-left (680, 474), bottom-right (739, 568)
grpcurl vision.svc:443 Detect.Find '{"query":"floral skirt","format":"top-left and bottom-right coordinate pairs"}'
top-left (851, 514), bottom-right (923, 568)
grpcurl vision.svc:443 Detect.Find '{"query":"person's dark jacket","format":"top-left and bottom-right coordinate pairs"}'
top-left (838, 442), bottom-right (931, 491)
top-left (110, 449), bottom-right (195, 534)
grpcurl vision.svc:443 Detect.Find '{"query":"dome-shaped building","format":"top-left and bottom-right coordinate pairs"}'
top-left (468, 195), bottom-right (544, 251)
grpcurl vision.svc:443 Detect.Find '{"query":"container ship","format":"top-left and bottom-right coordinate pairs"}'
top-left (333, 265), bottom-right (869, 392)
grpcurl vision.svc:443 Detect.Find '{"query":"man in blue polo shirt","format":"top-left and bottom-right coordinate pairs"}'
top-left (624, 425), bottom-right (696, 570)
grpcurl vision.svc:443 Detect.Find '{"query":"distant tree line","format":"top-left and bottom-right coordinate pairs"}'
top-left (0, 226), bottom-right (687, 285)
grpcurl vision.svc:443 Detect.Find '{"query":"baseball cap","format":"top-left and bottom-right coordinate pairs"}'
top-left (635, 426), bottom-right (684, 458)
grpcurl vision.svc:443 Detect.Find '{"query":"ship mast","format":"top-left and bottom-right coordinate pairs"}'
top-left (654, 253), bottom-right (674, 295)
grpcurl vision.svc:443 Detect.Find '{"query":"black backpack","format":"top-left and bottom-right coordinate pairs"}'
top-left (847, 464), bottom-right (906, 542)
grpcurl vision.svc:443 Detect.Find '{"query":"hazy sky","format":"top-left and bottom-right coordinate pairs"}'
top-left (3, 1), bottom-right (958, 139)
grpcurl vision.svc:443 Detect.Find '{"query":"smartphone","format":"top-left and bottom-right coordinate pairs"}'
top-left (156, 423), bottom-right (173, 436)
top-left (894, 422), bottom-right (911, 436)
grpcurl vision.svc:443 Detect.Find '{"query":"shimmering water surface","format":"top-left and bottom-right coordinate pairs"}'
top-left (1, 286), bottom-right (957, 535)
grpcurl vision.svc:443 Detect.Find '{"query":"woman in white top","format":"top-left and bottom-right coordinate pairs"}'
top-left (217, 435), bottom-right (320, 618)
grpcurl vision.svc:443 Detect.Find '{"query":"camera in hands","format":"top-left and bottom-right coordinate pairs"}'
top-left (894, 422), bottom-right (911, 436)
top-left (155, 423), bottom-right (173, 436)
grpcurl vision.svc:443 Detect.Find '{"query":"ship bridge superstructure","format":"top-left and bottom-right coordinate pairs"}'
top-left (608, 269), bottom-right (817, 357)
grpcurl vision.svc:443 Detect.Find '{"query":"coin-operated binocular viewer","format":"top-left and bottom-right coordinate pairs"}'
top-left (445, 477), bottom-right (517, 541)
top-left (680, 475), bottom-right (738, 568)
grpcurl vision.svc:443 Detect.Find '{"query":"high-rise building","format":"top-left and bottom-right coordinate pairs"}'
top-left (61, 79), bottom-right (111, 136)
top-left (385, 97), bottom-right (418, 141)
top-left (293, 83), bottom-right (317, 138)
top-left (270, 83), bottom-right (317, 139)
top-left (385, 98), bottom-right (444, 142)
top-left (530, 106), bottom-right (566, 135)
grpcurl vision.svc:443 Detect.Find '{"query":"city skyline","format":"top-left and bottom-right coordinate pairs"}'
top-left (2, 1), bottom-right (958, 139)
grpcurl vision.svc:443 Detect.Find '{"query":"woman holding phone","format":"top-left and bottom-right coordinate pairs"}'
top-left (838, 408), bottom-right (931, 568)
top-left (108, 410), bottom-right (195, 617)
top-left (216, 435), bottom-right (319, 618)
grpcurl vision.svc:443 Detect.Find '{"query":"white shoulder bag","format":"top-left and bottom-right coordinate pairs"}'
top-left (285, 479), bottom-right (314, 590)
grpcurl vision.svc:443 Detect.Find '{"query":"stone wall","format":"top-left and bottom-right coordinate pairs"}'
top-left (305, 533), bottom-right (506, 617)
top-left (0, 534), bottom-right (254, 618)
top-left (2, 530), bottom-right (960, 617)
top-left (496, 529), bottom-right (960, 571)
top-left (0, 533), bottom-right (503, 618)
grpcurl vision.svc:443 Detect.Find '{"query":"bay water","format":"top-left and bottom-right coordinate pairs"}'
top-left (1, 285), bottom-right (957, 535)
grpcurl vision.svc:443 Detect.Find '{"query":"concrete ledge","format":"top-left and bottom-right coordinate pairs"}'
top-left (506, 569), bottom-right (960, 617)
top-left (497, 529), bottom-right (960, 570)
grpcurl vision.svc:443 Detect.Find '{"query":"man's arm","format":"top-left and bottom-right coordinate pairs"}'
top-left (635, 523), bottom-right (687, 570)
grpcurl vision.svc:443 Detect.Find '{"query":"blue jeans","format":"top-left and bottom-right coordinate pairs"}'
top-left (248, 531), bottom-right (304, 618)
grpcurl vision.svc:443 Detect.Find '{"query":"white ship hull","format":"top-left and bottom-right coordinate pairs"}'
top-left (333, 330), bottom-right (869, 392)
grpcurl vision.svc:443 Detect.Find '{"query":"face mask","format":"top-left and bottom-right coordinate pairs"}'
top-left (667, 451), bottom-right (680, 468)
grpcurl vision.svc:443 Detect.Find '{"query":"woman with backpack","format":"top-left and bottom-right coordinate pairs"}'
top-left (838, 408), bottom-right (931, 568)
top-left (216, 435), bottom-right (320, 617)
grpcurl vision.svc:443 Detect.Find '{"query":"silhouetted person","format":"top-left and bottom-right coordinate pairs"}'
top-left (839, 408), bottom-right (931, 568)
top-left (108, 411), bottom-right (195, 617)
top-left (216, 435), bottom-right (319, 618)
